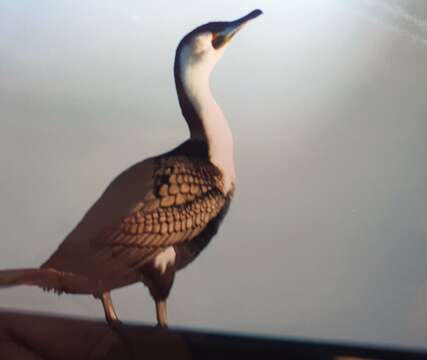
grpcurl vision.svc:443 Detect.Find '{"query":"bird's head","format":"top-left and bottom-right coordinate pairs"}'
top-left (175, 9), bottom-right (263, 82)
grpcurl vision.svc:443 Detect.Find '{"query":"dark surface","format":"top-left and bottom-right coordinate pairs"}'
top-left (0, 309), bottom-right (425, 360)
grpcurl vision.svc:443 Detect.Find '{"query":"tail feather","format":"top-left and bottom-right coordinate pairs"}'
top-left (0, 268), bottom-right (39, 286)
top-left (0, 268), bottom-right (95, 294)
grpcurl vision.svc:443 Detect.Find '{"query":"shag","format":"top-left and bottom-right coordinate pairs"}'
top-left (0, 9), bottom-right (262, 327)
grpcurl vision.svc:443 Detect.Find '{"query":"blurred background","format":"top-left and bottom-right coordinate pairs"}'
top-left (0, 0), bottom-right (426, 351)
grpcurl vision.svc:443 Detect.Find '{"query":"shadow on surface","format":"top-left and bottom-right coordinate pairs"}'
top-left (0, 309), bottom-right (425, 360)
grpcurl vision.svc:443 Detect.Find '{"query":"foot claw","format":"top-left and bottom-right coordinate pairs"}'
top-left (156, 322), bottom-right (168, 329)
top-left (106, 317), bottom-right (122, 330)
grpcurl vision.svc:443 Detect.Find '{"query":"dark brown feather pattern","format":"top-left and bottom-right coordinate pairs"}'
top-left (91, 156), bottom-right (226, 252)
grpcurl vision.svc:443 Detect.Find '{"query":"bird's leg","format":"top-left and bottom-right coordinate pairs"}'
top-left (100, 291), bottom-right (121, 326)
top-left (155, 299), bottom-right (168, 328)
top-left (100, 291), bottom-right (134, 359)
top-left (142, 262), bottom-right (175, 328)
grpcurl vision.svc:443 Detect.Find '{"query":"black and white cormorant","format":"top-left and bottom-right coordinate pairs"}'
top-left (0, 9), bottom-right (262, 327)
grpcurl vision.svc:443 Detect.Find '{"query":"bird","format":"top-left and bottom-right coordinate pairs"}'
top-left (0, 9), bottom-right (262, 328)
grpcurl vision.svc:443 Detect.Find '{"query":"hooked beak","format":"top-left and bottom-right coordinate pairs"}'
top-left (212, 9), bottom-right (263, 49)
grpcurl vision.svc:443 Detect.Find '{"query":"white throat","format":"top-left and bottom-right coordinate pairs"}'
top-left (179, 45), bottom-right (236, 193)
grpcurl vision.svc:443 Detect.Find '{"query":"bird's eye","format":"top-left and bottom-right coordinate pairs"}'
top-left (212, 34), bottom-right (226, 49)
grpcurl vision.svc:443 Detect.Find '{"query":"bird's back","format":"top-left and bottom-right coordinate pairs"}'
top-left (41, 140), bottom-right (233, 293)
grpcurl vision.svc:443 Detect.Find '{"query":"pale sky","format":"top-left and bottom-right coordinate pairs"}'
top-left (1, 0), bottom-right (427, 351)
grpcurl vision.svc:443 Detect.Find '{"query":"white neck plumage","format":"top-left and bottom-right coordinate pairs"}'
top-left (176, 45), bottom-right (236, 193)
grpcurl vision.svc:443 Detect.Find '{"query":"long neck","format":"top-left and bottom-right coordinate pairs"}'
top-left (174, 48), bottom-right (235, 192)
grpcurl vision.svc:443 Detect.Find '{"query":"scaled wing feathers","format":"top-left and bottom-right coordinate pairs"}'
top-left (92, 156), bottom-right (226, 252)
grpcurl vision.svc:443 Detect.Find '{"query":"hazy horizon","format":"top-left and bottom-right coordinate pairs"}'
top-left (1, 0), bottom-right (426, 350)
